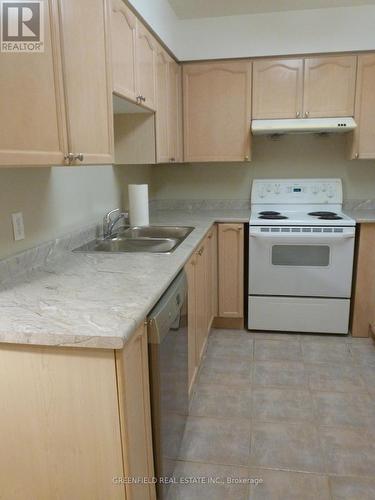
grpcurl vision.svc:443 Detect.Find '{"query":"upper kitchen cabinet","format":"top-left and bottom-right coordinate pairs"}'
top-left (351, 54), bottom-right (375, 159)
top-left (155, 49), bottom-right (183, 164)
top-left (58, 0), bottom-right (114, 165)
top-left (252, 55), bottom-right (357, 120)
top-left (183, 61), bottom-right (252, 162)
top-left (303, 55), bottom-right (357, 118)
top-left (155, 46), bottom-right (171, 163)
top-left (0, 0), bottom-right (114, 166)
top-left (135, 21), bottom-right (157, 110)
top-left (252, 59), bottom-right (304, 119)
top-left (0, 0), bottom-right (67, 166)
top-left (168, 60), bottom-right (183, 163)
top-left (110, 0), bottom-right (137, 102)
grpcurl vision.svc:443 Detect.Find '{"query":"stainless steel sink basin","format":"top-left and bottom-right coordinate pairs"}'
top-left (118, 226), bottom-right (194, 240)
top-left (73, 237), bottom-right (179, 254)
top-left (72, 226), bottom-right (194, 254)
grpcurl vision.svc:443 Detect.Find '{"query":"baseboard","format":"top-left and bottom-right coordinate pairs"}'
top-left (213, 317), bottom-right (244, 329)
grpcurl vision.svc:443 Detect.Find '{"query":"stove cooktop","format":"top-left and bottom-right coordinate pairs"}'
top-left (249, 179), bottom-right (356, 227)
top-left (250, 209), bottom-right (355, 226)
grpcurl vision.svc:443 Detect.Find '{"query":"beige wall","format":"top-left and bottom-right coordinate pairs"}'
top-left (116, 165), bottom-right (154, 208)
top-left (0, 166), bottom-right (121, 260)
top-left (150, 135), bottom-right (375, 201)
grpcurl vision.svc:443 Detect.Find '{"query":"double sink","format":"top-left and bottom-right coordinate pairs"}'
top-left (73, 226), bottom-right (194, 254)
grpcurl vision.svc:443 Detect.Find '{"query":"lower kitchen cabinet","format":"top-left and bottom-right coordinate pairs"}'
top-left (195, 237), bottom-right (209, 363)
top-left (217, 223), bottom-right (244, 326)
top-left (116, 323), bottom-right (156, 500)
top-left (352, 224), bottom-right (375, 337)
top-left (0, 322), bottom-right (156, 500)
top-left (186, 251), bottom-right (198, 394)
top-left (185, 228), bottom-right (218, 394)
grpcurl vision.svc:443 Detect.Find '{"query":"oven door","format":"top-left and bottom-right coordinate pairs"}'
top-left (249, 226), bottom-right (355, 297)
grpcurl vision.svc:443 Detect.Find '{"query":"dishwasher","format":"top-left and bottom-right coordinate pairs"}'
top-left (147, 270), bottom-right (189, 499)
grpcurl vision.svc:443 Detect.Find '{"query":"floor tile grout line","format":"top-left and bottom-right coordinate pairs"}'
top-left (173, 457), bottom-right (375, 480)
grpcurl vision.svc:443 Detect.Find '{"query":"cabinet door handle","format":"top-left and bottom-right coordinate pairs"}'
top-left (244, 155), bottom-right (249, 161)
top-left (304, 111), bottom-right (309, 118)
top-left (75, 153), bottom-right (84, 162)
top-left (170, 157), bottom-right (175, 162)
top-left (296, 111), bottom-right (300, 118)
top-left (355, 152), bottom-right (359, 159)
top-left (198, 246), bottom-right (204, 256)
top-left (136, 95), bottom-right (142, 103)
top-left (64, 152), bottom-right (75, 163)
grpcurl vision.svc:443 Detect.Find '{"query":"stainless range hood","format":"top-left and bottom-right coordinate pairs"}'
top-left (251, 117), bottom-right (357, 136)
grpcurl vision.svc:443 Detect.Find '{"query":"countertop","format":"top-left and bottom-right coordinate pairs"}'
top-left (1, 204), bottom-right (374, 350)
top-left (0, 209), bottom-right (249, 349)
top-left (343, 208), bottom-right (375, 223)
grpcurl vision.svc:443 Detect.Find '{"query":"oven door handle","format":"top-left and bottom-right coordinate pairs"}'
top-left (250, 232), bottom-right (355, 239)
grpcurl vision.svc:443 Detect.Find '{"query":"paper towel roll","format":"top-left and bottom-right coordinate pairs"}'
top-left (128, 184), bottom-right (149, 226)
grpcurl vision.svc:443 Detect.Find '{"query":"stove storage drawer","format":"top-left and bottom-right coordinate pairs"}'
top-left (248, 296), bottom-right (350, 334)
top-left (249, 227), bottom-right (355, 297)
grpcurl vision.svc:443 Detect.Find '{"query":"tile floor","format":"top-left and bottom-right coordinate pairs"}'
top-left (167, 329), bottom-right (375, 500)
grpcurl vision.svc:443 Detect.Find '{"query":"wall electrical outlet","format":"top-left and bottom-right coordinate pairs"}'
top-left (11, 212), bottom-right (25, 241)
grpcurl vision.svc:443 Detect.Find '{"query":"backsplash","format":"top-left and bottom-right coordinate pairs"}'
top-left (149, 199), bottom-right (250, 211)
top-left (0, 222), bottom-right (99, 286)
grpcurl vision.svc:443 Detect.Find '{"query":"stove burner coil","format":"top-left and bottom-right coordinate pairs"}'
top-left (259, 215), bottom-right (288, 220)
top-left (259, 211), bottom-right (281, 216)
top-left (318, 215), bottom-right (343, 220)
top-left (308, 211), bottom-right (338, 217)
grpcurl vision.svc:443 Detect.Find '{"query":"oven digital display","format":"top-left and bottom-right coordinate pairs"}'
top-left (293, 188), bottom-right (302, 192)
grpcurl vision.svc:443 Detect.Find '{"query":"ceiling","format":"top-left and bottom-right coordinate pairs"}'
top-left (167, 0), bottom-right (375, 19)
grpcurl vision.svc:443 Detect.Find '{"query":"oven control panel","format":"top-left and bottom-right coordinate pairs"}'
top-left (251, 179), bottom-right (343, 204)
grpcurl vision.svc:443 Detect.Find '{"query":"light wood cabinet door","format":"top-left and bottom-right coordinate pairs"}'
top-left (210, 225), bottom-right (219, 320)
top-left (168, 60), bottom-right (183, 163)
top-left (136, 20), bottom-right (157, 110)
top-left (0, 345), bottom-right (125, 499)
top-left (186, 253), bottom-right (198, 394)
top-left (58, 0), bottom-right (114, 164)
top-left (351, 224), bottom-right (375, 338)
top-left (183, 61), bottom-right (252, 162)
top-left (206, 226), bottom-right (218, 328)
top-left (116, 323), bottom-right (156, 500)
top-left (195, 241), bottom-right (208, 363)
top-left (110, 0), bottom-right (137, 101)
top-left (252, 58), bottom-right (304, 119)
top-left (218, 224), bottom-right (244, 318)
top-left (303, 55), bottom-right (357, 118)
top-left (351, 54), bottom-right (375, 159)
top-left (0, 0), bottom-right (67, 166)
top-left (156, 47), bottom-right (171, 163)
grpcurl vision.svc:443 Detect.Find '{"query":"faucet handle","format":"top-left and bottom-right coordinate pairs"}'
top-left (104, 208), bottom-right (120, 221)
top-left (103, 208), bottom-right (120, 238)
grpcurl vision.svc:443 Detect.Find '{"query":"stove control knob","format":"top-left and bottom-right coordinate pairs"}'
top-left (266, 185), bottom-right (272, 192)
top-left (274, 185), bottom-right (281, 194)
top-left (321, 185), bottom-right (326, 192)
top-left (312, 185), bottom-right (319, 194)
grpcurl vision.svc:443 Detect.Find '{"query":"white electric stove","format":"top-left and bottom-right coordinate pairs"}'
top-left (248, 179), bottom-right (356, 334)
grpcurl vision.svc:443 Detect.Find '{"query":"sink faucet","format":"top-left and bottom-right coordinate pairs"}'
top-left (103, 209), bottom-right (129, 238)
